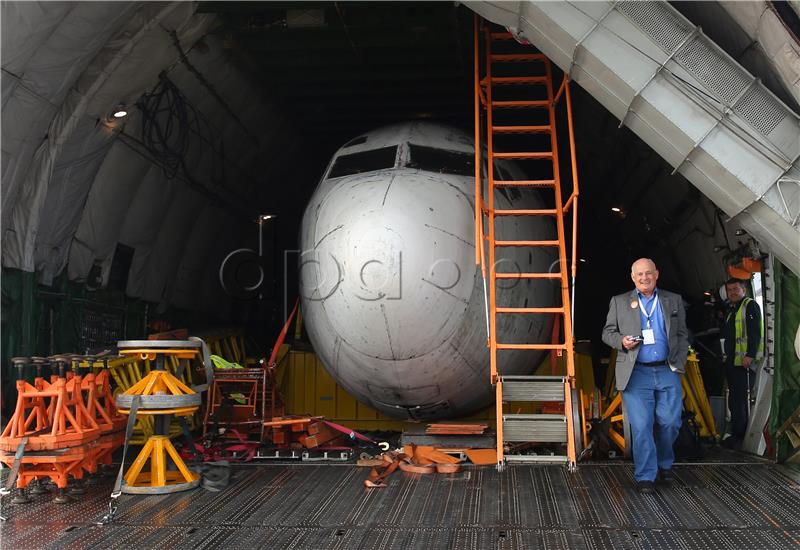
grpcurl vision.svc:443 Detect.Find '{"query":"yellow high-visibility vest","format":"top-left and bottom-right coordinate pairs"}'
top-left (730, 297), bottom-right (764, 365)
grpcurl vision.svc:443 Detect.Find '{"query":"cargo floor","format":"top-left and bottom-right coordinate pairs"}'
top-left (2, 456), bottom-right (800, 549)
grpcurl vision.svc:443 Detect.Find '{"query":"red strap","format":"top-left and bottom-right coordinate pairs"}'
top-left (268, 298), bottom-right (300, 367)
top-left (224, 443), bottom-right (257, 462)
top-left (399, 461), bottom-right (435, 474)
top-left (322, 420), bottom-right (375, 444)
top-left (228, 429), bottom-right (247, 443)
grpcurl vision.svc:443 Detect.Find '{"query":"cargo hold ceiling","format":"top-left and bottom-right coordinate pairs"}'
top-left (2, 1), bottom-right (796, 331)
top-left (198, 2), bottom-right (475, 143)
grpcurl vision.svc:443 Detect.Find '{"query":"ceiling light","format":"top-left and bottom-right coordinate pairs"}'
top-left (260, 214), bottom-right (276, 220)
top-left (579, 258), bottom-right (586, 263)
top-left (703, 290), bottom-right (712, 297)
top-left (611, 207), bottom-right (621, 213)
top-left (112, 106), bottom-right (128, 118)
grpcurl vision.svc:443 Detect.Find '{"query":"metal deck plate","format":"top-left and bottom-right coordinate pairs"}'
top-left (2, 460), bottom-right (799, 549)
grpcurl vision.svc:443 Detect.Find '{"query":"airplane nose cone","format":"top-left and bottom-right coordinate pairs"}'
top-left (301, 172), bottom-right (476, 361)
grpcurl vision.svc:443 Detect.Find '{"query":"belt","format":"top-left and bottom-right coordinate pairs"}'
top-left (636, 360), bottom-right (668, 367)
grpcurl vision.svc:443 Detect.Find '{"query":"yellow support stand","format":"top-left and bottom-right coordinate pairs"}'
top-left (122, 435), bottom-right (199, 493)
top-left (115, 340), bottom-right (209, 495)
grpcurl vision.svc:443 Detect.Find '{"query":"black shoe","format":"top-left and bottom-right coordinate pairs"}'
top-left (636, 480), bottom-right (656, 494)
top-left (658, 469), bottom-right (675, 484)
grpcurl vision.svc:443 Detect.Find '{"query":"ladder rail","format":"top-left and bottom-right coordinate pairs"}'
top-left (544, 60), bottom-right (577, 469)
top-left (474, 16), bottom-right (492, 348)
top-left (482, 23), bottom-right (505, 465)
top-left (485, 25), bottom-right (499, 388)
top-left (563, 78), bottom-right (580, 335)
top-left (474, 14), bottom-right (483, 268)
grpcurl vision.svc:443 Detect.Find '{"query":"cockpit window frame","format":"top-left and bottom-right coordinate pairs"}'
top-left (404, 143), bottom-right (475, 177)
top-left (325, 144), bottom-right (400, 180)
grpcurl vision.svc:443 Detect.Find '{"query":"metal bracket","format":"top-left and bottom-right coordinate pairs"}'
top-left (567, 3), bottom-right (616, 79)
top-left (774, 178), bottom-right (800, 227)
top-left (619, 26), bottom-right (700, 129)
top-left (98, 498), bottom-right (119, 525)
top-left (255, 449), bottom-right (303, 460)
top-left (672, 77), bottom-right (759, 176)
top-left (301, 450), bottom-right (351, 462)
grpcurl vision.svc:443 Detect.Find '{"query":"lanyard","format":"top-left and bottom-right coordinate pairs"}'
top-left (638, 294), bottom-right (659, 329)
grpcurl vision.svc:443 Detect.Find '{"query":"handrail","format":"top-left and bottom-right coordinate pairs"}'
top-left (474, 14), bottom-right (482, 268)
top-left (553, 74), bottom-right (567, 105)
top-left (484, 24), bottom-right (498, 386)
top-left (564, 78), bottom-right (580, 326)
top-left (554, 73), bottom-right (582, 328)
top-left (474, 16), bottom-right (491, 348)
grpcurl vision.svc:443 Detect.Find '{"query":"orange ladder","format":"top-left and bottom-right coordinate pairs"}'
top-left (474, 20), bottom-right (581, 469)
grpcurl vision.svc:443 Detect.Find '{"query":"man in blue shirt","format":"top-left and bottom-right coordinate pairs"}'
top-left (602, 258), bottom-right (689, 494)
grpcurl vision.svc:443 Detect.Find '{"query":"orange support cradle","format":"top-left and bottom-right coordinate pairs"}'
top-left (0, 357), bottom-right (100, 453)
top-left (0, 356), bottom-right (127, 496)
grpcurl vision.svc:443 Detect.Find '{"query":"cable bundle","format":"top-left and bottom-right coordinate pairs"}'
top-left (136, 74), bottom-right (224, 185)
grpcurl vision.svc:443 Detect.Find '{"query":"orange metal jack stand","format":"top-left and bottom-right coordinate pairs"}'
top-left (0, 356), bottom-right (127, 495)
top-left (0, 359), bottom-right (51, 451)
top-left (0, 445), bottom-right (88, 490)
top-left (0, 358), bottom-right (100, 452)
top-left (81, 369), bottom-right (127, 434)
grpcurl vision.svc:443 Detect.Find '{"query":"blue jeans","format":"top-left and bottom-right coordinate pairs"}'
top-left (622, 365), bottom-right (683, 482)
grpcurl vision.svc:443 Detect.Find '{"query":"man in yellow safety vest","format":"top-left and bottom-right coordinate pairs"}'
top-left (722, 278), bottom-right (764, 450)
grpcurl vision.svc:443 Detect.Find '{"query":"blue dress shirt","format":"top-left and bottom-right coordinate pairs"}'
top-left (636, 289), bottom-right (668, 363)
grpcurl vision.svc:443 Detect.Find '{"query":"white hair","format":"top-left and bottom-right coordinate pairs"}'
top-left (631, 258), bottom-right (657, 274)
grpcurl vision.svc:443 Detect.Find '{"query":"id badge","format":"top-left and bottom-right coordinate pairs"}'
top-left (642, 329), bottom-right (655, 345)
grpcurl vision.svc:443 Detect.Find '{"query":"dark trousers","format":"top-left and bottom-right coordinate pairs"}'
top-left (725, 364), bottom-right (754, 441)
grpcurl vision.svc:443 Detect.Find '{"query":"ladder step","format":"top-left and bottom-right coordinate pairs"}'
top-left (493, 152), bottom-right (552, 160)
top-left (489, 76), bottom-right (548, 85)
top-left (496, 343), bottom-right (568, 350)
top-left (493, 179), bottom-right (555, 188)
top-left (501, 375), bottom-right (567, 381)
top-left (490, 53), bottom-right (547, 62)
top-left (503, 414), bottom-right (567, 443)
top-left (494, 209), bottom-right (558, 216)
top-left (492, 100), bottom-right (550, 109)
top-left (496, 307), bottom-right (565, 314)
top-left (504, 454), bottom-right (570, 464)
top-left (492, 125), bottom-right (551, 134)
top-left (490, 32), bottom-right (515, 41)
top-left (496, 272), bottom-right (562, 279)
top-left (502, 377), bottom-right (565, 401)
top-left (495, 240), bottom-right (559, 247)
